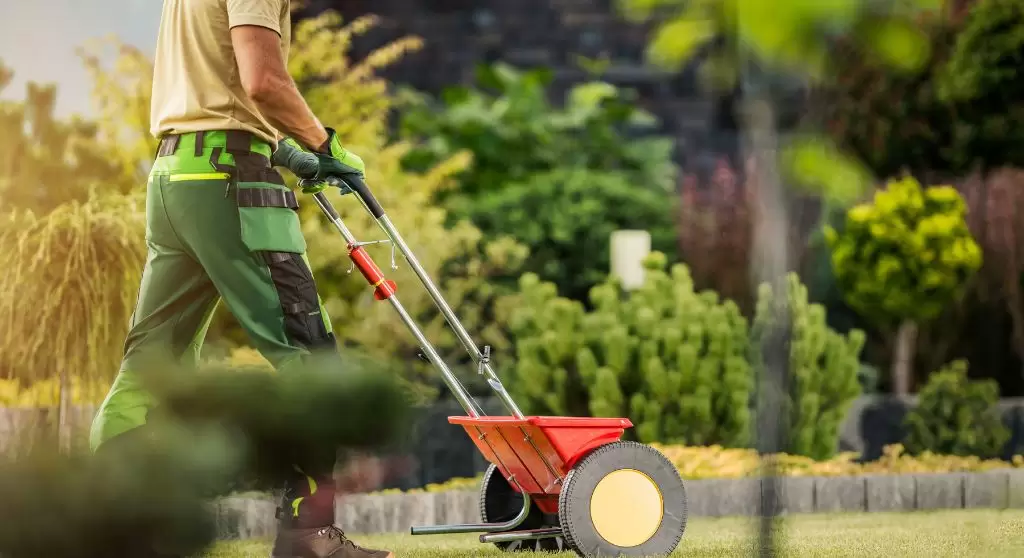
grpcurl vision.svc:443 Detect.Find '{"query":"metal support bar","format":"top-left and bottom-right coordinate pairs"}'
top-left (479, 527), bottom-right (563, 544)
top-left (410, 485), bottom-right (532, 535)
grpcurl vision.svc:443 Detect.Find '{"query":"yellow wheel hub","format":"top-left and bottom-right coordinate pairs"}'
top-left (589, 468), bottom-right (664, 547)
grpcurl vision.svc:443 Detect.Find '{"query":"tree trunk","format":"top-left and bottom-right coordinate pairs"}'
top-left (891, 320), bottom-right (918, 395)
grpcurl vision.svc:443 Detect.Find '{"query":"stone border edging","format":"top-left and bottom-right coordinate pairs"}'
top-left (213, 469), bottom-right (1024, 540)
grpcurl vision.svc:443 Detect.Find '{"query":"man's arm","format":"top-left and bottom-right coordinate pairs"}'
top-left (231, 24), bottom-right (328, 151)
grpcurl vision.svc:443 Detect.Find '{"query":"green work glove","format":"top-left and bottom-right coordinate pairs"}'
top-left (312, 128), bottom-right (365, 191)
top-left (271, 138), bottom-right (320, 180)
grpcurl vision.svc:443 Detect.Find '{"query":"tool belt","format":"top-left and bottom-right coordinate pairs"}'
top-left (156, 130), bottom-right (298, 211)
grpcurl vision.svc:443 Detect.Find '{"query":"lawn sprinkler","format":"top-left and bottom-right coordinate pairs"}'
top-left (307, 175), bottom-right (688, 557)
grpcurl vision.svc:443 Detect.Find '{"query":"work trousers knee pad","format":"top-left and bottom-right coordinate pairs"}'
top-left (260, 251), bottom-right (336, 351)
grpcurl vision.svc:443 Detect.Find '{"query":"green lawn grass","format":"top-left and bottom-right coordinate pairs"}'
top-left (207, 509), bottom-right (1024, 557)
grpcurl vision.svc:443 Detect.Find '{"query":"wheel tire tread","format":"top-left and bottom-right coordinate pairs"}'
top-left (558, 441), bottom-right (687, 557)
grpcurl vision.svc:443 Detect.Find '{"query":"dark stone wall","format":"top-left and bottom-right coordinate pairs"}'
top-left (295, 0), bottom-right (743, 168)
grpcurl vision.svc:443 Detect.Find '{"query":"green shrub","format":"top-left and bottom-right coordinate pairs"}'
top-left (751, 273), bottom-right (865, 460)
top-left (468, 167), bottom-right (677, 301)
top-left (503, 253), bottom-right (753, 447)
top-left (904, 360), bottom-right (1010, 458)
top-left (398, 63), bottom-right (678, 301)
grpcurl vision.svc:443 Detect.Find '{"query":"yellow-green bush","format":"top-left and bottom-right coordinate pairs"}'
top-left (825, 177), bottom-right (981, 324)
top-left (824, 176), bottom-right (981, 393)
top-left (390, 443), bottom-right (1024, 494)
top-left (653, 443), bottom-right (1023, 478)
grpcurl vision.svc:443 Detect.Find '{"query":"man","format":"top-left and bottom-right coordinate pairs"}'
top-left (89, 0), bottom-right (392, 556)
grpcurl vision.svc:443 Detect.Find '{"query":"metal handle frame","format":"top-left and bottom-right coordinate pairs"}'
top-left (311, 178), bottom-right (566, 527)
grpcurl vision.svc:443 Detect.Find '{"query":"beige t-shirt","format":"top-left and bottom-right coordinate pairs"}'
top-left (150, 0), bottom-right (291, 147)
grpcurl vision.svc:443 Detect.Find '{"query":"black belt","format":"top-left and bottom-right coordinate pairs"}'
top-left (157, 130), bottom-right (296, 211)
top-left (156, 130), bottom-right (268, 161)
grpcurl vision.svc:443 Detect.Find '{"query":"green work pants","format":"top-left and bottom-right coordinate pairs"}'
top-left (91, 130), bottom-right (338, 527)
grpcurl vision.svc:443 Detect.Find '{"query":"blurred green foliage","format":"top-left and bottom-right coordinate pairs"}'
top-left (816, 10), bottom-right (968, 180)
top-left (502, 253), bottom-right (753, 447)
top-left (0, 60), bottom-right (137, 215)
top-left (0, 357), bottom-right (413, 557)
top-left (398, 63), bottom-right (678, 301)
top-left (0, 425), bottom-right (234, 558)
top-left (817, 0), bottom-right (1024, 181)
top-left (751, 273), bottom-right (865, 460)
top-left (150, 352), bottom-right (415, 490)
top-left (904, 360), bottom-right (1010, 458)
top-left (825, 176), bottom-right (981, 325)
top-left (619, 0), bottom-right (943, 202)
top-left (619, 0), bottom-right (939, 78)
top-left (938, 0), bottom-right (1024, 170)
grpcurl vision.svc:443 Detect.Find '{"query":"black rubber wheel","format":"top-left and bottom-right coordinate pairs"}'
top-left (479, 464), bottom-right (568, 553)
top-left (558, 441), bottom-right (687, 557)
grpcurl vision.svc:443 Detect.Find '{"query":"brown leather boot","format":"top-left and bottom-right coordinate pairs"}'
top-left (270, 524), bottom-right (394, 558)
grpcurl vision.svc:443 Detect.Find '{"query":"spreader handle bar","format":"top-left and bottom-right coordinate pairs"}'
top-left (326, 177), bottom-right (526, 419)
top-left (312, 191), bottom-right (482, 417)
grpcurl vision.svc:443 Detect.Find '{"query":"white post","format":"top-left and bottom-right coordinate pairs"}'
top-left (610, 230), bottom-right (651, 291)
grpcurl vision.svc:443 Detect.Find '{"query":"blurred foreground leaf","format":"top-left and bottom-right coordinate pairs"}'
top-left (0, 354), bottom-right (415, 557)
top-left (783, 137), bottom-right (874, 204)
top-left (619, 0), bottom-right (944, 204)
top-left (0, 423), bottom-right (239, 558)
top-left (151, 350), bottom-right (417, 488)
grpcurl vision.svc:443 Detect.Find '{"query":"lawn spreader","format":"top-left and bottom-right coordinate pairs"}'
top-left (306, 175), bottom-right (688, 558)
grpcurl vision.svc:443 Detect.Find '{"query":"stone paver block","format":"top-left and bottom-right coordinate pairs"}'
top-left (336, 494), bottom-right (359, 531)
top-left (916, 473), bottom-right (964, 510)
top-left (394, 493), bottom-right (436, 533)
top-left (866, 474), bottom-right (915, 512)
top-left (376, 493), bottom-right (408, 533)
top-left (682, 479), bottom-right (714, 517)
top-left (435, 490), bottom-right (479, 525)
top-left (215, 497), bottom-right (276, 540)
top-left (690, 478), bottom-right (760, 517)
top-left (341, 494), bottom-right (383, 534)
top-left (1008, 469), bottom-right (1024, 508)
top-left (964, 470), bottom-right (1009, 509)
top-left (814, 476), bottom-right (866, 513)
top-left (773, 476), bottom-right (816, 515)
